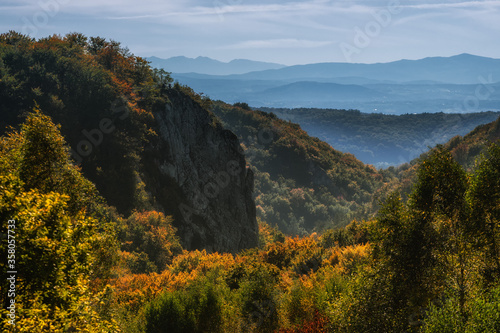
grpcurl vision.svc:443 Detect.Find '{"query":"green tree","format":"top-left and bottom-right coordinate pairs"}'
top-left (408, 147), bottom-right (469, 319)
top-left (422, 286), bottom-right (500, 333)
top-left (360, 148), bottom-right (469, 332)
top-left (467, 143), bottom-right (500, 284)
top-left (366, 192), bottom-right (416, 332)
top-left (237, 264), bottom-right (279, 333)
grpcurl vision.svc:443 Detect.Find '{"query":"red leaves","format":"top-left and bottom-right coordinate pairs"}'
top-left (277, 310), bottom-right (330, 333)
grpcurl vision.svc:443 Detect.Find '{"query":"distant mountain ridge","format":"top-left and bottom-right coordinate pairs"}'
top-left (154, 54), bottom-right (500, 84)
top-left (147, 56), bottom-right (285, 75)
top-left (160, 54), bottom-right (500, 114)
top-left (257, 81), bottom-right (383, 103)
top-left (217, 53), bottom-right (500, 84)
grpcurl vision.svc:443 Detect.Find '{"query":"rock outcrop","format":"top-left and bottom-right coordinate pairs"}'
top-left (145, 89), bottom-right (258, 252)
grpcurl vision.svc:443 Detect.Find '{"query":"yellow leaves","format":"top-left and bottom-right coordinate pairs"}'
top-left (299, 273), bottom-right (314, 290)
top-left (325, 248), bottom-right (342, 267)
top-left (0, 286), bottom-right (119, 332)
top-left (0, 115), bottom-right (114, 330)
top-left (120, 210), bottom-right (181, 272)
top-left (113, 249), bottom-right (239, 313)
top-left (169, 249), bottom-right (236, 275)
top-left (110, 224), bottom-right (377, 332)
top-left (111, 268), bottom-right (203, 313)
top-left (279, 270), bottom-right (295, 290)
top-left (324, 244), bottom-right (371, 276)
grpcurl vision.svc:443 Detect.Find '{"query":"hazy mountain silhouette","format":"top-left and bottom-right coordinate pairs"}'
top-left (164, 54), bottom-right (500, 113)
top-left (254, 81), bottom-right (383, 102)
top-left (221, 54), bottom-right (500, 84)
top-left (147, 56), bottom-right (285, 75)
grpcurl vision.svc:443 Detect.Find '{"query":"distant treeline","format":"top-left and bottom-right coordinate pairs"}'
top-left (261, 107), bottom-right (500, 167)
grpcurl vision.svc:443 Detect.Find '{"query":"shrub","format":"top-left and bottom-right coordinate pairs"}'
top-left (144, 279), bottom-right (222, 333)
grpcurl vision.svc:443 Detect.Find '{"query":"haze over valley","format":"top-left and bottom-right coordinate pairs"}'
top-left (151, 53), bottom-right (500, 115)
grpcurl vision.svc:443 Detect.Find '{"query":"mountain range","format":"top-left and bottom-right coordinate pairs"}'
top-left (150, 54), bottom-right (500, 114)
top-left (200, 53), bottom-right (500, 84)
top-left (147, 56), bottom-right (285, 75)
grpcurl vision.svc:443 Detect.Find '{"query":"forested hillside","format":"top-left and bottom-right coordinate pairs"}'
top-left (211, 102), bottom-right (388, 234)
top-left (446, 116), bottom-right (500, 168)
top-left (387, 114), bottom-right (500, 199)
top-left (263, 107), bottom-right (500, 167)
top-left (2, 111), bottom-right (500, 331)
top-left (110, 140), bottom-right (500, 333)
top-left (0, 31), bottom-right (166, 214)
top-left (0, 31), bottom-right (258, 253)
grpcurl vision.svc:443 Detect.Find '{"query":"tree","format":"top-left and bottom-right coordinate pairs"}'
top-left (119, 210), bottom-right (182, 274)
top-left (0, 110), bottom-right (118, 331)
top-left (364, 148), bottom-right (469, 332)
top-left (408, 147), bottom-right (469, 317)
top-left (234, 102), bottom-right (251, 110)
top-left (467, 143), bottom-right (500, 284)
top-left (368, 192), bottom-right (417, 332)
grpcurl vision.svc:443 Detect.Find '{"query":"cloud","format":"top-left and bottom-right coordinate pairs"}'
top-left (402, 0), bottom-right (500, 10)
top-left (1, 0), bottom-right (498, 64)
top-left (226, 38), bottom-right (333, 49)
top-left (392, 12), bottom-right (449, 27)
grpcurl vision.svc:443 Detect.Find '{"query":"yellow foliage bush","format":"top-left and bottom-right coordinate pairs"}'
top-left (324, 244), bottom-right (371, 275)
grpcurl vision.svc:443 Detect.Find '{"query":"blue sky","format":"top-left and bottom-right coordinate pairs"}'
top-left (1, 0), bottom-right (499, 65)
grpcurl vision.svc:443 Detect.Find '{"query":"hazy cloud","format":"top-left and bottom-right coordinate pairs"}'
top-left (1, 0), bottom-right (498, 64)
top-left (227, 38), bottom-right (333, 49)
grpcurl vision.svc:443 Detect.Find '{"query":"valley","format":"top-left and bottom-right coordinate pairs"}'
top-left (1, 32), bottom-right (499, 333)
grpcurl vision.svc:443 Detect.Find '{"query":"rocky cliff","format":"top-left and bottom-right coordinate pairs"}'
top-left (143, 89), bottom-right (258, 252)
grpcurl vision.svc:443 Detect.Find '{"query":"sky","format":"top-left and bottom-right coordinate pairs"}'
top-left (1, 0), bottom-right (499, 65)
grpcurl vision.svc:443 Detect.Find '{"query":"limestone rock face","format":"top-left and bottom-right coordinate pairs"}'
top-left (149, 90), bottom-right (258, 253)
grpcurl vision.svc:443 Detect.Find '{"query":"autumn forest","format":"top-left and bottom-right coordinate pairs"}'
top-left (1, 32), bottom-right (500, 332)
